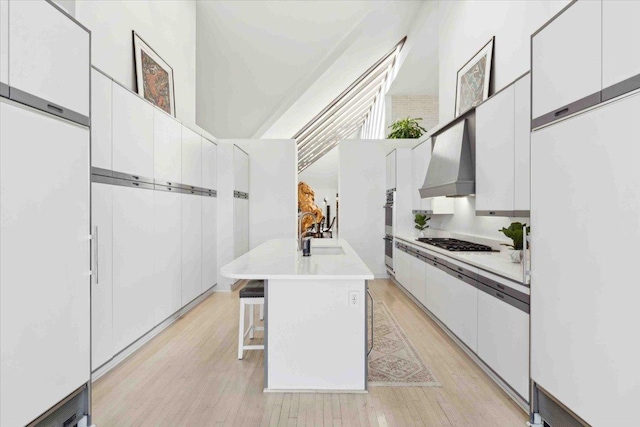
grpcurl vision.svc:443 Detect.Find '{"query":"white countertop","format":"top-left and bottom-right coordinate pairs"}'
top-left (394, 233), bottom-right (526, 284)
top-left (220, 238), bottom-right (374, 281)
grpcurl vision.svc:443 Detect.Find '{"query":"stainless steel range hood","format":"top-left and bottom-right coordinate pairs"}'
top-left (419, 119), bottom-right (475, 198)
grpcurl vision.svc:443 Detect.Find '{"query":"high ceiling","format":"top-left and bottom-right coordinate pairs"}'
top-left (195, 1), bottom-right (424, 140)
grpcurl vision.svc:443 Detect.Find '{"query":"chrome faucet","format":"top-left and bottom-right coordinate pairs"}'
top-left (298, 212), bottom-right (315, 251)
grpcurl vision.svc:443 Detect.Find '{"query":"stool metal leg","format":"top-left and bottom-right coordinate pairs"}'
top-left (249, 304), bottom-right (255, 339)
top-left (259, 303), bottom-right (264, 321)
top-left (238, 298), bottom-right (245, 359)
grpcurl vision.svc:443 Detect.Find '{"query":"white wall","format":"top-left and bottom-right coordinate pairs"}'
top-left (233, 139), bottom-right (298, 250)
top-left (438, 0), bottom-right (569, 124)
top-left (75, 0), bottom-right (197, 125)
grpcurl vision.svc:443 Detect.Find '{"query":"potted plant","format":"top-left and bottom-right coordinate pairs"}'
top-left (414, 213), bottom-right (430, 238)
top-left (387, 117), bottom-right (427, 139)
top-left (499, 222), bottom-right (530, 263)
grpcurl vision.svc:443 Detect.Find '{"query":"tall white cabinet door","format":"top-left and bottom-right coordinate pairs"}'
top-left (153, 190), bottom-right (182, 323)
top-left (233, 146), bottom-right (249, 192)
top-left (91, 182), bottom-right (114, 370)
top-left (478, 290), bottom-right (529, 400)
top-left (1, 101), bottom-right (90, 427)
top-left (181, 193), bottom-right (202, 304)
top-left (242, 198), bottom-right (250, 252)
top-left (602, 0), bottom-right (640, 94)
top-left (532, 0), bottom-right (601, 122)
top-left (233, 197), bottom-right (243, 259)
top-left (8, 0), bottom-right (90, 117)
top-left (154, 110), bottom-right (182, 186)
top-left (202, 196), bottom-right (218, 292)
top-left (202, 139), bottom-right (217, 190)
top-left (112, 84), bottom-right (154, 179)
top-left (412, 143), bottom-right (429, 211)
top-left (182, 126), bottom-right (202, 188)
top-left (386, 150), bottom-right (396, 190)
top-left (0, 0), bottom-right (8, 89)
top-left (91, 69), bottom-right (113, 170)
top-left (530, 93), bottom-right (640, 426)
top-left (475, 85), bottom-right (515, 213)
top-left (112, 185), bottom-right (155, 353)
top-left (513, 74), bottom-right (531, 212)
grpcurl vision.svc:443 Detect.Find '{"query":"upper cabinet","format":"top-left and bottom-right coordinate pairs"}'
top-left (476, 74), bottom-right (530, 216)
top-left (112, 84), bottom-right (154, 179)
top-left (0, 0), bottom-right (8, 91)
top-left (411, 142), bottom-right (454, 215)
top-left (182, 125), bottom-right (202, 189)
top-left (233, 145), bottom-right (249, 193)
top-left (602, 0), bottom-right (640, 101)
top-left (386, 150), bottom-right (396, 191)
top-left (533, 0), bottom-right (640, 128)
top-left (8, 0), bottom-right (89, 121)
top-left (153, 110), bottom-right (182, 186)
top-left (532, 0), bottom-right (601, 127)
top-left (91, 70), bottom-right (113, 170)
top-left (202, 138), bottom-right (217, 190)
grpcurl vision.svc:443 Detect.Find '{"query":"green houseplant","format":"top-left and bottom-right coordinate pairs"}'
top-left (414, 213), bottom-right (431, 237)
top-left (499, 222), bottom-right (530, 262)
top-left (387, 117), bottom-right (427, 139)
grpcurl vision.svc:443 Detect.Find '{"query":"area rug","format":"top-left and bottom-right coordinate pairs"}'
top-left (368, 301), bottom-right (441, 387)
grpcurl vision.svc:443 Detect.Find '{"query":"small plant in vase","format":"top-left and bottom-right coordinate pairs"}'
top-left (499, 222), bottom-right (530, 263)
top-left (414, 214), bottom-right (431, 238)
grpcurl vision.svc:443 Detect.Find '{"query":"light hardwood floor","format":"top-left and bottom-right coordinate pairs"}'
top-left (92, 279), bottom-right (527, 426)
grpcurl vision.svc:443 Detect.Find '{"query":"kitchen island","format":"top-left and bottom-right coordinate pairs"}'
top-left (221, 238), bottom-right (374, 392)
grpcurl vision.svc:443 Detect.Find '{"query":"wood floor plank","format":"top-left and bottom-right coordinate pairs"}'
top-left (92, 279), bottom-right (527, 427)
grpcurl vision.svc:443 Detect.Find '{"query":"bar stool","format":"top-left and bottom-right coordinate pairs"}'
top-left (238, 280), bottom-right (264, 359)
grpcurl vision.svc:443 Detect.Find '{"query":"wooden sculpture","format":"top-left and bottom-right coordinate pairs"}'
top-left (298, 181), bottom-right (324, 234)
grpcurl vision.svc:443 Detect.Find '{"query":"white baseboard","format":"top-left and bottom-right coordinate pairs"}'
top-left (389, 278), bottom-right (529, 413)
top-left (91, 285), bottom-right (216, 382)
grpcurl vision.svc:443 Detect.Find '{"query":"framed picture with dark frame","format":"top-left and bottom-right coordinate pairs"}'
top-left (455, 37), bottom-right (494, 117)
top-left (133, 31), bottom-right (176, 116)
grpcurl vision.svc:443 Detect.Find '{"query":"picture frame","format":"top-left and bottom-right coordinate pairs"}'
top-left (455, 37), bottom-right (494, 117)
top-left (133, 31), bottom-right (176, 116)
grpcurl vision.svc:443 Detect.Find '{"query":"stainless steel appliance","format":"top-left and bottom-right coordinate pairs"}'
top-left (384, 190), bottom-right (394, 236)
top-left (383, 235), bottom-right (393, 270)
top-left (416, 237), bottom-right (495, 252)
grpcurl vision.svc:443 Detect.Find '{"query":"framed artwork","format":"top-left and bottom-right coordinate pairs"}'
top-left (133, 31), bottom-right (175, 116)
top-left (455, 37), bottom-right (494, 117)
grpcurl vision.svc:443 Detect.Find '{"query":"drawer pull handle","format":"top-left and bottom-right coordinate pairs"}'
top-left (495, 292), bottom-right (504, 299)
top-left (457, 267), bottom-right (463, 272)
top-left (132, 176), bottom-right (139, 180)
top-left (47, 104), bottom-right (63, 114)
top-left (489, 211), bottom-right (496, 215)
top-left (457, 274), bottom-right (463, 279)
top-left (496, 284), bottom-right (505, 290)
top-left (131, 182), bottom-right (139, 186)
top-left (555, 107), bottom-right (569, 117)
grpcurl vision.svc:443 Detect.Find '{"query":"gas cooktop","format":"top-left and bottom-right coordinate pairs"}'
top-left (416, 237), bottom-right (495, 252)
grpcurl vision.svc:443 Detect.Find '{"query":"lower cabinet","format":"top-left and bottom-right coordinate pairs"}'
top-left (477, 289), bottom-right (529, 399)
top-left (202, 196), bottom-right (218, 292)
top-left (233, 197), bottom-right (249, 258)
top-left (181, 192), bottom-right (202, 305)
top-left (444, 273), bottom-right (478, 353)
top-left (410, 254), bottom-right (427, 306)
top-left (424, 261), bottom-right (448, 323)
top-left (112, 184), bottom-right (156, 353)
top-left (394, 246), bottom-right (412, 292)
top-left (153, 189), bottom-right (182, 323)
top-left (91, 182), bottom-right (114, 370)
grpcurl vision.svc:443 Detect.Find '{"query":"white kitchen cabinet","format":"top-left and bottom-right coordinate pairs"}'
top-left (0, 0), bottom-right (8, 90)
top-left (182, 192), bottom-right (202, 305)
top-left (234, 145), bottom-right (249, 193)
top-left (393, 247), bottom-right (411, 291)
top-left (478, 290), bottom-right (529, 399)
top-left (411, 141), bottom-right (454, 214)
top-left (532, 0), bottom-right (601, 125)
top-left (424, 260), bottom-right (448, 323)
top-left (602, 0), bottom-right (640, 96)
top-left (112, 84), bottom-right (154, 179)
top-left (153, 189), bottom-right (182, 323)
top-left (530, 92), bottom-right (640, 426)
top-left (444, 273), bottom-right (478, 353)
top-left (233, 197), bottom-right (249, 257)
top-left (8, 0), bottom-right (90, 119)
top-left (154, 110), bottom-right (182, 186)
top-left (476, 74), bottom-right (530, 216)
top-left (202, 195), bottom-right (218, 292)
top-left (182, 126), bottom-right (202, 188)
top-left (91, 69), bottom-right (113, 170)
top-left (91, 182), bottom-right (114, 370)
top-left (386, 150), bottom-right (396, 191)
top-left (410, 253), bottom-right (427, 307)
top-left (112, 184), bottom-right (155, 353)
top-left (1, 100), bottom-right (90, 427)
top-left (202, 138), bottom-right (217, 190)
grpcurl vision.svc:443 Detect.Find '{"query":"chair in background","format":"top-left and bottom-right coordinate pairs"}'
top-left (322, 216), bottom-right (336, 238)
